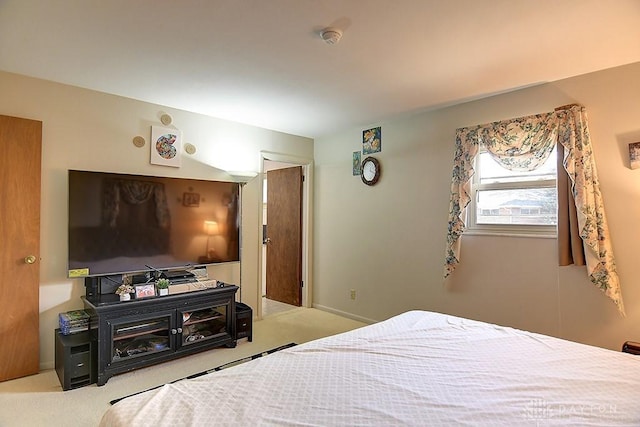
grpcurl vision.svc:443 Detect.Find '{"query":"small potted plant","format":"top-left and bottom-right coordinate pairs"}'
top-left (115, 284), bottom-right (135, 301)
top-left (156, 278), bottom-right (170, 296)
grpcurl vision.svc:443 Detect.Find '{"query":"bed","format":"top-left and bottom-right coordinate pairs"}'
top-left (100, 310), bottom-right (640, 426)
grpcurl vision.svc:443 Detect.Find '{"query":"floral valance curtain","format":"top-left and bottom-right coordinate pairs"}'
top-left (103, 179), bottom-right (171, 229)
top-left (444, 105), bottom-right (625, 315)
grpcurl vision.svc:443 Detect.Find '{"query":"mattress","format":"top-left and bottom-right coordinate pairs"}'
top-left (100, 310), bottom-right (640, 426)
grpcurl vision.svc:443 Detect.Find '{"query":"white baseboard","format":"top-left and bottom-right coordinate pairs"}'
top-left (312, 304), bottom-right (377, 325)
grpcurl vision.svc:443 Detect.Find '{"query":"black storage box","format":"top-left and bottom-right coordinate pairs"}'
top-left (55, 328), bottom-right (96, 390)
top-left (235, 302), bottom-right (253, 342)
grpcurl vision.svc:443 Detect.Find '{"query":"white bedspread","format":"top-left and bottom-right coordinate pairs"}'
top-left (100, 310), bottom-right (640, 426)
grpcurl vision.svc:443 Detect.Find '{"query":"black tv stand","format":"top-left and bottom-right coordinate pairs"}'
top-left (82, 277), bottom-right (238, 386)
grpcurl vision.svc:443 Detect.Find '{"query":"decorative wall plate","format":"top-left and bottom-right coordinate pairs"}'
top-left (132, 136), bottom-right (146, 148)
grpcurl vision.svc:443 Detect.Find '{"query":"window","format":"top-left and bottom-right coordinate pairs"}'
top-left (467, 147), bottom-right (557, 236)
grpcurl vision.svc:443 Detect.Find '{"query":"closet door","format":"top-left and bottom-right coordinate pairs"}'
top-left (0, 115), bottom-right (42, 382)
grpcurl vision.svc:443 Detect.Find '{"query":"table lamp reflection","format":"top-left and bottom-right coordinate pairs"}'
top-left (204, 220), bottom-right (219, 260)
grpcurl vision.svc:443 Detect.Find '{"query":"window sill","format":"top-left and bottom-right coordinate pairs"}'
top-left (464, 228), bottom-right (557, 239)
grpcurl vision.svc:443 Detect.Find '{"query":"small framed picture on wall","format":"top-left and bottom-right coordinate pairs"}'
top-left (630, 142), bottom-right (640, 169)
top-left (363, 126), bottom-right (381, 154)
top-left (352, 151), bottom-right (361, 176)
top-left (150, 126), bottom-right (182, 168)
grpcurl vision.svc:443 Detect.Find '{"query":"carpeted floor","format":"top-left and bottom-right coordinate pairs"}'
top-left (0, 308), bottom-right (367, 427)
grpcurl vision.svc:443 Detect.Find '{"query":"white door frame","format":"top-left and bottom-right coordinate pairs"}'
top-left (256, 151), bottom-right (313, 319)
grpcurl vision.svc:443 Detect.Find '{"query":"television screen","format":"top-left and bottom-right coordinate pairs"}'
top-left (68, 170), bottom-right (240, 277)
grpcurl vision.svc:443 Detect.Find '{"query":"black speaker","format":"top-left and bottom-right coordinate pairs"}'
top-left (235, 303), bottom-right (253, 342)
top-left (55, 329), bottom-right (96, 390)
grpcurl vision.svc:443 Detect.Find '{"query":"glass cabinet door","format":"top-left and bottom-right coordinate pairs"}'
top-left (110, 313), bottom-right (172, 363)
top-left (180, 304), bottom-right (228, 347)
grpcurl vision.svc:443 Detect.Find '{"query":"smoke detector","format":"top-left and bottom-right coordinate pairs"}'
top-left (320, 27), bottom-right (342, 45)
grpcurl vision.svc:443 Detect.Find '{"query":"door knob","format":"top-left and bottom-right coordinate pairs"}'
top-left (24, 255), bottom-right (37, 264)
top-left (265, 238), bottom-right (272, 244)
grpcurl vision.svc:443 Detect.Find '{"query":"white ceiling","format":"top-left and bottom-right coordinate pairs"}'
top-left (1, 0), bottom-right (639, 139)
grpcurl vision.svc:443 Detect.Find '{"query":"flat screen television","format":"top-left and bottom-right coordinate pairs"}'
top-left (68, 170), bottom-right (240, 277)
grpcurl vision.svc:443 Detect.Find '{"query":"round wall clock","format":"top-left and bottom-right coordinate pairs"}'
top-left (361, 156), bottom-right (381, 186)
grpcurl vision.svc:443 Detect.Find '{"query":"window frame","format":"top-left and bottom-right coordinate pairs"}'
top-left (466, 149), bottom-right (558, 238)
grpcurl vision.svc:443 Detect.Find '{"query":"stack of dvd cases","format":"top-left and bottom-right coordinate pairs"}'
top-left (58, 310), bottom-right (89, 335)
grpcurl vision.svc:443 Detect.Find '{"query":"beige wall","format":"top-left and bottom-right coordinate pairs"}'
top-left (313, 62), bottom-right (640, 351)
top-left (0, 71), bottom-right (313, 369)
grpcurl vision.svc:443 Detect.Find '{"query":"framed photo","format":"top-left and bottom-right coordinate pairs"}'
top-left (352, 151), bottom-right (361, 176)
top-left (150, 126), bottom-right (182, 168)
top-left (135, 283), bottom-right (156, 299)
top-left (363, 126), bottom-right (381, 154)
top-left (183, 192), bottom-right (200, 207)
top-left (630, 142), bottom-right (640, 169)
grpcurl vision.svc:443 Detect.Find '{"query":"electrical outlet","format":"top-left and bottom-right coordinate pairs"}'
top-left (350, 289), bottom-right (356, 300)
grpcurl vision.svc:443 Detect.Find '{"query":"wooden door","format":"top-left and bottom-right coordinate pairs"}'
top-left (0, 115), bottom-right (42, 382)
top-left (265, 166), bottom-right (302, 306)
